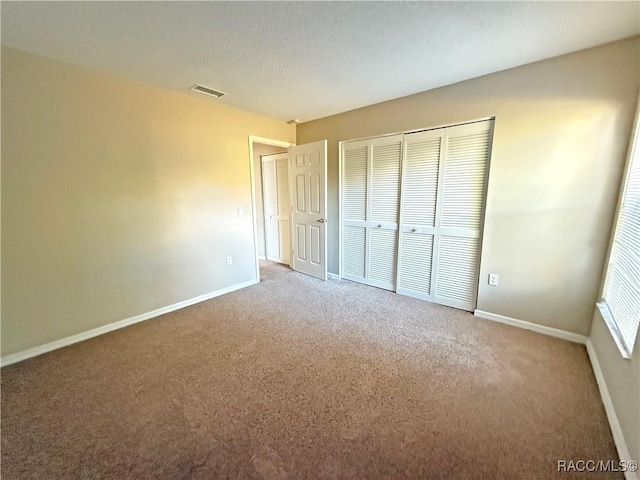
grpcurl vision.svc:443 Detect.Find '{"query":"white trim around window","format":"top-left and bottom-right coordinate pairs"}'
top-left (598, 98), bottom-right (640, 360)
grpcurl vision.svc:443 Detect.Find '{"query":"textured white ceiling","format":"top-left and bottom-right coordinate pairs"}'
top-left (2, 2), bottom-right (639, 122)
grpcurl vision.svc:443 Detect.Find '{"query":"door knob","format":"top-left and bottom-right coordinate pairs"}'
top-left (412, 228), bottom-right (418, 233)
top-left (316, 218), bottom-right (327, 223)
top-left (378, 224), bottom-right (383, 228)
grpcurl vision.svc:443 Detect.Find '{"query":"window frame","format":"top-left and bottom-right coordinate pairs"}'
top-left (597, 98), bottom-right (640, 360)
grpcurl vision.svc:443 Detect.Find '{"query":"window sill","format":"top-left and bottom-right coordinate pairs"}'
top-left (596, 302), bottom-right (632, 360)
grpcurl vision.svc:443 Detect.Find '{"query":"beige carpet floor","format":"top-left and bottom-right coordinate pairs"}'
top-left (1, 261), bottom-right (621, 479)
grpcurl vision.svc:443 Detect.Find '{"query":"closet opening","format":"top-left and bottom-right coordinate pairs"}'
top-left (339, 117), bottom-right (495, 312)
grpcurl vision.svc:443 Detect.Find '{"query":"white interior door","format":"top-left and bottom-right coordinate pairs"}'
top-left (288, 140), bottom-right (327, 280)
top-left (262, 153), bottom-right (290, 265)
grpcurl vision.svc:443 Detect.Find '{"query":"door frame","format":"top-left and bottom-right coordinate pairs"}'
top-left (249, 136), bottom-right (295, 283)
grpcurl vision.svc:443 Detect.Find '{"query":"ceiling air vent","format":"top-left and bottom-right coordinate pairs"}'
top-left (190, 84), bottom-right (226, 98)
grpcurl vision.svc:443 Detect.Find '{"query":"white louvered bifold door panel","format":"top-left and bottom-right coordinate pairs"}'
top-left (440, 128), bottom-right (491, 230)
top-left (343, 225), bottom-right (366, 278)
top-left (265, 217), bottom-right (280, 260)
top-left (276, 157), bottom-right (291, 263)
top-left (276, 158), bottom-right (290, 216)
top-left (343, 144), bottom-right (368, 223)
top-left (434, 236), bottom-right (480, 307)
top-left (432, 121), bottom-right (493, 311)
top-left (369, 228), bottom-right (398, 287)
top-left (370, 139), bottom-right (401, 225)
top-left (397, 129), bottom-right (443, 300)
top-left (263, 154), bottom-right (291, 264)
top-left (263, 159), bottom-right (278, 216)
top-left (341, 135), bottom-right (402, 290)
top-left (397, 233), bottom-right (435, 299)
top-left (367, 135), bottom-right (403, 290)
top-left (342, 141), bottom-right (369, 282)
top-left (278, 219), bottom-right (290, 263)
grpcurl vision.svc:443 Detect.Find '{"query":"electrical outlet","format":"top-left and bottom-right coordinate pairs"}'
top-left (488, 273), bottom-right (499, 286)
top-left (226, 256), bottom-right (233, 266)
top-left (237, 206), bottom-right (243, 216)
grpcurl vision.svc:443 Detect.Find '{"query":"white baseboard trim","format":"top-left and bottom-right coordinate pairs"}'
top-left (258, 255), bottom-right (266, 261)
top-left (1, 278), bottom-right (259, 368)
top-left (586, 340), bottom-right (636, 480)
top-left (474, 310), bottom-right (588, 345)
top-left (327, 272), bottom-right (340, 280)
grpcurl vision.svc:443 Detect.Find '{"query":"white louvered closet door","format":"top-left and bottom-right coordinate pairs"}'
top-left (368, 136), bottom-right (402, 290)
top-left (262, 153), bottom-right (290, 265)
top-left (396, 129), bottom-right (444, 300)
top-left (431, 121), bottom-right (492, 311)
top-left (341, 134), bottom-right (403, 290)
top-left (342, 141), bottom-right (368, 282)
top-left (341, 120), bottom-right (492, 311)
top-left (276, 157), bottom-right (291, 263)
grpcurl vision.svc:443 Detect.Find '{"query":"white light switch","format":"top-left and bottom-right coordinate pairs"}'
top-left (237, 206), bottom-right (243, 216)
top-left (488, 273), bottom-right (499, 286)
top-left (226, 256), bottom-right (233, 266)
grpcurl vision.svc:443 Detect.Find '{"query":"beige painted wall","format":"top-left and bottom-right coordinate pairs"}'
top-left (1, 47), bottom-right (295, 356)
top-left (297, 37), bottom-right (640, 335)
top-left (253, 143), bottom-right (287, 259)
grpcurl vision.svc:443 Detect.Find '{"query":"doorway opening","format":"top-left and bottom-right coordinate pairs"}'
top-left (248, 136), bottom-right (294, 283)
top-left (249, 136), bottom-right (329, 283)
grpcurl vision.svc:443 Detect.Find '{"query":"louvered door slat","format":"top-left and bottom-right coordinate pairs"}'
top-left (265, 217), bottom-right (280, 260)
top-left (441, 130), bottom-right (490, 230)
top-left (397, 233), bottom-right (434, 298)
top-left (263, 160), bottom-right (278, 216)
top-left (434, 236), bottom-right (480, 306)
top-left (279, 220), bottom-right (290, 263)
top-left (369, 228), bottom-right (398, 287)
top-left (276, 158), bottom-right (290, 216)
top-left (343, 225), bottom-right (366, 279)
top-left (343, 146), bottom-right (368, 221)
top-left (371, 142), bottom-right (401, 223)
top-left (402, 136), bottom-right (441, 226)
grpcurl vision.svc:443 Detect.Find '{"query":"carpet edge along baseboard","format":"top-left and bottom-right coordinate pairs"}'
top-left (0, 278), bottom-right (259, 367)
